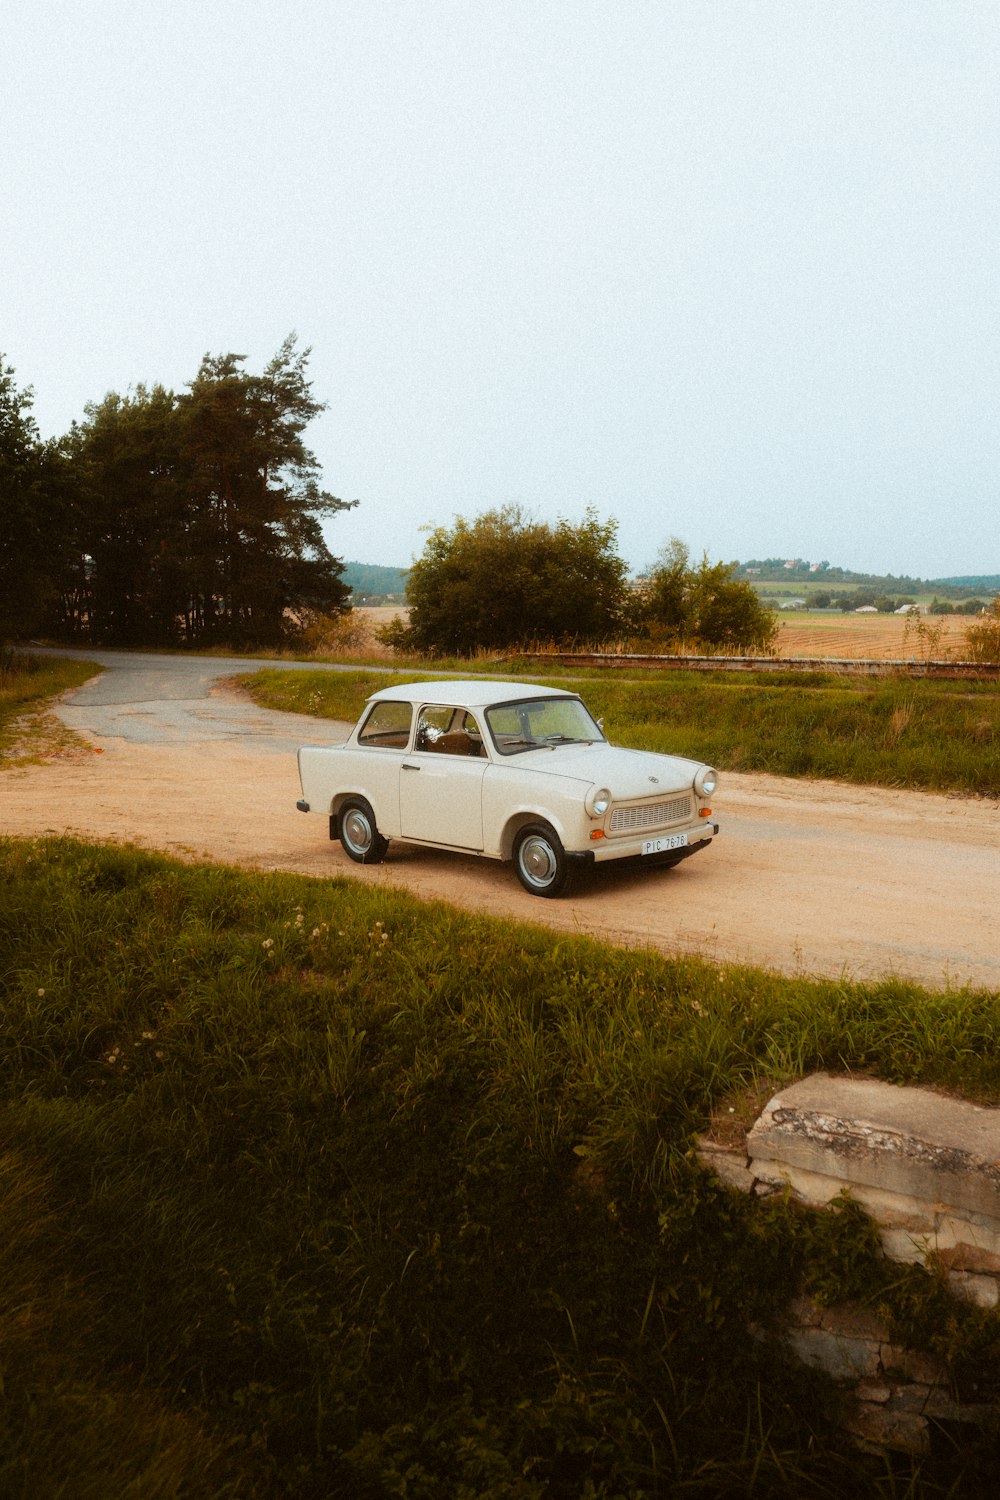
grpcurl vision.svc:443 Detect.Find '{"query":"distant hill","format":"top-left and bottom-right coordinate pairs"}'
top-left (341, 562), bottom-right (409, 603)
top-left (739, 560), bottom-right (998, 599)
top-left (932, 575), bottom-right (1000, 591)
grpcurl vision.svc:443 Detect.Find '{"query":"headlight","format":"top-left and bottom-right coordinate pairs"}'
top-left (586, 785), bottom-right (612, 817)
top-left (694, 767), bottom-right (718, 797)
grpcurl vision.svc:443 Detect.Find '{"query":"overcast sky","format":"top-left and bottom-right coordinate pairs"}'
top-left (4, 1), bottom-right (998, 579)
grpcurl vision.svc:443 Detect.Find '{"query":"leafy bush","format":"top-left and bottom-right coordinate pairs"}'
top-left (964, 598), bottom-right (1000, 664)
top-left (388, 505), bottom-right (633, 656)
top-left (637, 539), bottom-right (778, 654)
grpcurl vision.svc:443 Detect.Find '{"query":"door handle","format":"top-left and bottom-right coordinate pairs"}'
top-left (402, 762), bottom-right (420, 771)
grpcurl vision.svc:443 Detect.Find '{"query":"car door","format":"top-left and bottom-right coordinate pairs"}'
top-left (399, 706), bottom-right (487, 849)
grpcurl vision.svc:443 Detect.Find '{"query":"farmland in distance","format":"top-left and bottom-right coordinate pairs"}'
top-left (772, 611), bottom-right (973, 660)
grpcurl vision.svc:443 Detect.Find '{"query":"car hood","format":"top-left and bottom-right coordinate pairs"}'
top-left (505, 742), bottom-right (708, 797)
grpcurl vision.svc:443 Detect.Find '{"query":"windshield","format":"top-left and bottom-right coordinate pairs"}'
top-left (485, 696), bottom-right (604, 755)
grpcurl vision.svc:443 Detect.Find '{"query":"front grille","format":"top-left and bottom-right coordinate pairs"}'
top-left (609, 796), bottom-right (692, 834)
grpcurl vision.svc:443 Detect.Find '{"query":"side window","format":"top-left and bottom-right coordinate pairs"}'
top-left (416, 706), bottom-right (486, 757)
top-left (415, 705), bottom-right (453, 748)
top-left (357, 701), bottom-right (412, 748)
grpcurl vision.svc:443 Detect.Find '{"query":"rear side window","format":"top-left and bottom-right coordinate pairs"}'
top-left (357, 701), bottom-right (412, 748)
top-left (415, 705), bottom-right (486, 757)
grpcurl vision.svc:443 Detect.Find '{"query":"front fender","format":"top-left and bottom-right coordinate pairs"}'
top-left (498, 808), bottom-right (580, 861)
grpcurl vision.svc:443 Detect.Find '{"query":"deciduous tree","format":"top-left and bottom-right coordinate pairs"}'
top-left (641, 539), bottom-right (778, 653)
top-left (388, 505), bottom-right (632, 656)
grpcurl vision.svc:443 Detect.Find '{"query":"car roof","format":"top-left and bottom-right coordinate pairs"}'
top-left (366, 680), bottom-right (576, 709)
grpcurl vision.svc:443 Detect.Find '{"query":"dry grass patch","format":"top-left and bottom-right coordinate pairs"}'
top-left (1, 710), bottom-right (97, 766)
top-left (0, 654), bottom-right (103, 766)
top-left (302, 605), bottom-right (408, 661)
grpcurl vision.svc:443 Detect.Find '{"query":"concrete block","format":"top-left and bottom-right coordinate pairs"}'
top-left (748, 1074), bottom-right (1000, 1227)
top-left (708, 1075), bottom-right (1000, 1459)
top-left (695, 1138), bottom-right (755, 1193)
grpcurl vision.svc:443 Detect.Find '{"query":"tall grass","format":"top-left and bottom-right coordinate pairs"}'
top-left (242, 665), bottom-right (1000, 796)
top-left (3, 836), bottom-right (1000, 1495)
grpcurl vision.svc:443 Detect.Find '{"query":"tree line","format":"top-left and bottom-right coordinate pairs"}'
top-left (3, 341), bottom-right (776, 658)
top-left (1, 338), bottom-right (354, 650)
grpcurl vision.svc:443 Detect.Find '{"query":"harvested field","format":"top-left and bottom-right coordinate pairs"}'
top-left (306, 605), bottom-right (407, 660)
top-left (344, 606), bottom-right (979, 664)
top-left (773, 612), bottom-right (973, 661)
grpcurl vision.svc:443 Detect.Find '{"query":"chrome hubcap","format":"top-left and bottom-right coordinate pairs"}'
top-left (520, 836), bottom-right (556, 886)
top-left (344, 810), bottom-right (371, 852)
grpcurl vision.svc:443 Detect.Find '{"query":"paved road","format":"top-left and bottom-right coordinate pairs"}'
top-left (28, 646), bottom-right (370, 752)
top-left (9, 647), bottom-right (1000, 992)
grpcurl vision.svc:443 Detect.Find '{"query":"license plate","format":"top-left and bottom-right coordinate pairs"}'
top-left (642, 833), bottom-right (688, 855)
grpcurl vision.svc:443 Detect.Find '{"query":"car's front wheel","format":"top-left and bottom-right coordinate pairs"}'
top-left (513, 822), bottom-right (572, 898)
top-left (338, 797), bottom-right (389, 864)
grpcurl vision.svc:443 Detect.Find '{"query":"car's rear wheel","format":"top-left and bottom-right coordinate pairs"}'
top-left (339, 797), bottom-right (388, 864)
top-left (513, 822), bottom-right (571, 898)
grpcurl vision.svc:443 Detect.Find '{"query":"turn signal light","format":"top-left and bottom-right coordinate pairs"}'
top-left (699, 807), bottom-right (713, 817)
top-left (590, 829), bottom-right (605, 840)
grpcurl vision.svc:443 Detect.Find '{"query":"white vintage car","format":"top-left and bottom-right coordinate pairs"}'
top-left (296, 680), bottom-right (719, 897)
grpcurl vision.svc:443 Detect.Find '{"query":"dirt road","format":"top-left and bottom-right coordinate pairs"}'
top-left (4, 649), bottom-right (998, 992)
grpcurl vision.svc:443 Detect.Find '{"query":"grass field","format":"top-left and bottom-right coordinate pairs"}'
top-left (4, 837), bottom-right (1000, 1497)
top-left (245, 663), bottom-right (1000, 797)
top-left (3, 648), bottom-right (999, 1492)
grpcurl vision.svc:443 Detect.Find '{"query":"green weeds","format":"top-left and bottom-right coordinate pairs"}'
top-left (2, 837), bottom-right (1000, 1494)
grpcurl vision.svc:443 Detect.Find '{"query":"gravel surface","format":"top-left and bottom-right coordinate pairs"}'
top-left (4, 648), bottom-right (998, 992)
